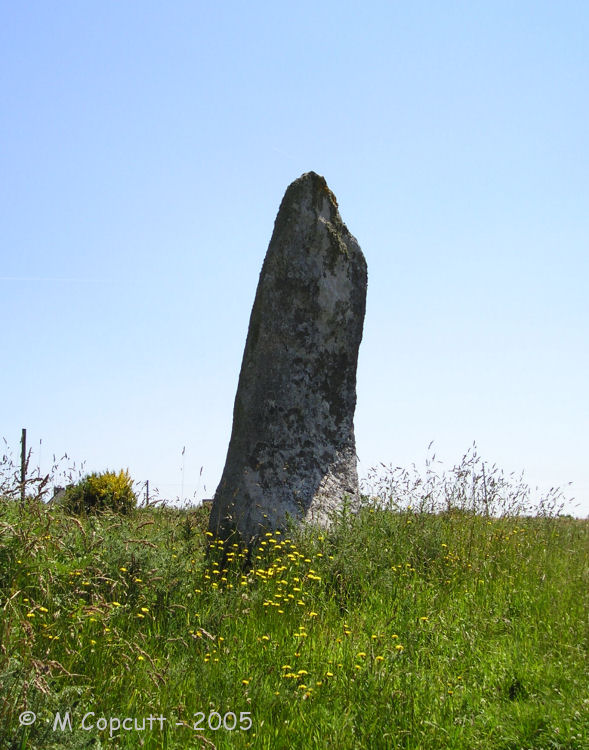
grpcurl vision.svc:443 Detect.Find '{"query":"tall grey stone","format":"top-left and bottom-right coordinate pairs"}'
top-left (209, 172), bottom-right (367, 542)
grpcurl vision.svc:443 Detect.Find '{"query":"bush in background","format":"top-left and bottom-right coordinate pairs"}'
top-left (62, 469), bottom-right (136, 515)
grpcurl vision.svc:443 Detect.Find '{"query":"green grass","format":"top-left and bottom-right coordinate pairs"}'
top-left (0, 474), bottom-right (587, 749)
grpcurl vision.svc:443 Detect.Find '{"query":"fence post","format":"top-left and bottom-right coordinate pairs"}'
top-left (20, 428), bottom-right (27, 504)
top-left (482, 462), bottom-right (488, 515)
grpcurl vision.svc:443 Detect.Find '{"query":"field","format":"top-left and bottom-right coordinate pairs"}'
top-left (0, 451), bottom-right (587, 749)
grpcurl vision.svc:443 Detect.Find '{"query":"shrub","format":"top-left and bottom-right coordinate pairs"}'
top-left (62, 469), bottom-right (137, 515)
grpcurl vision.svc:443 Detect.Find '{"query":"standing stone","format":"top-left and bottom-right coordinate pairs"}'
top-left (208, 171), bottom-right (367, 542)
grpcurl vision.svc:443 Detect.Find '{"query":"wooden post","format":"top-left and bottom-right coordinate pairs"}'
top-left (146, 480), bottom-right (149, 505)
top-left (20, 428), bottom-right (27, 503)
top-left (482, 462), bottom-right (488, 515)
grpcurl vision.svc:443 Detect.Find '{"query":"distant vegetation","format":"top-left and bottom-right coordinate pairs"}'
top-left (57, 469), bottom-right (137, 516)
top-left (0, 442), bottom-right (587, 749)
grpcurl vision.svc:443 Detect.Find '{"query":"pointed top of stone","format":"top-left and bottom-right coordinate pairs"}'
top-left (283, 170), bottom-right (339, 209)
top-left (272, 171), bottom-right (346, 241)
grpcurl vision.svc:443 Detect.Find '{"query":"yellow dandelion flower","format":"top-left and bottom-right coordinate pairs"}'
top-left (242, 679), bottom-right (250, 685)
top-left (119, 567), bottom-right (127, 572)
top-left (375, 655), bottom-right (384, 662)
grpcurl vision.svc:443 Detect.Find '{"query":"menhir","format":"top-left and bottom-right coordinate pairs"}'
top-left (208, 171), bottom-right (367, 542)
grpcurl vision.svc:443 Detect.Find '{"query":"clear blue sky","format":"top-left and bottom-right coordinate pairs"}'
top-left (2, 1), bottom-right (587, 516)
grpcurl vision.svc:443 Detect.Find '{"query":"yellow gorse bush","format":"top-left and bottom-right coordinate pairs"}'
top-left (62, 469), bottom-right (137, 515)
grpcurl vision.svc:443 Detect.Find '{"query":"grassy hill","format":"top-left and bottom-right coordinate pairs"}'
top-left (0, 462), bottom-right (587, 749)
